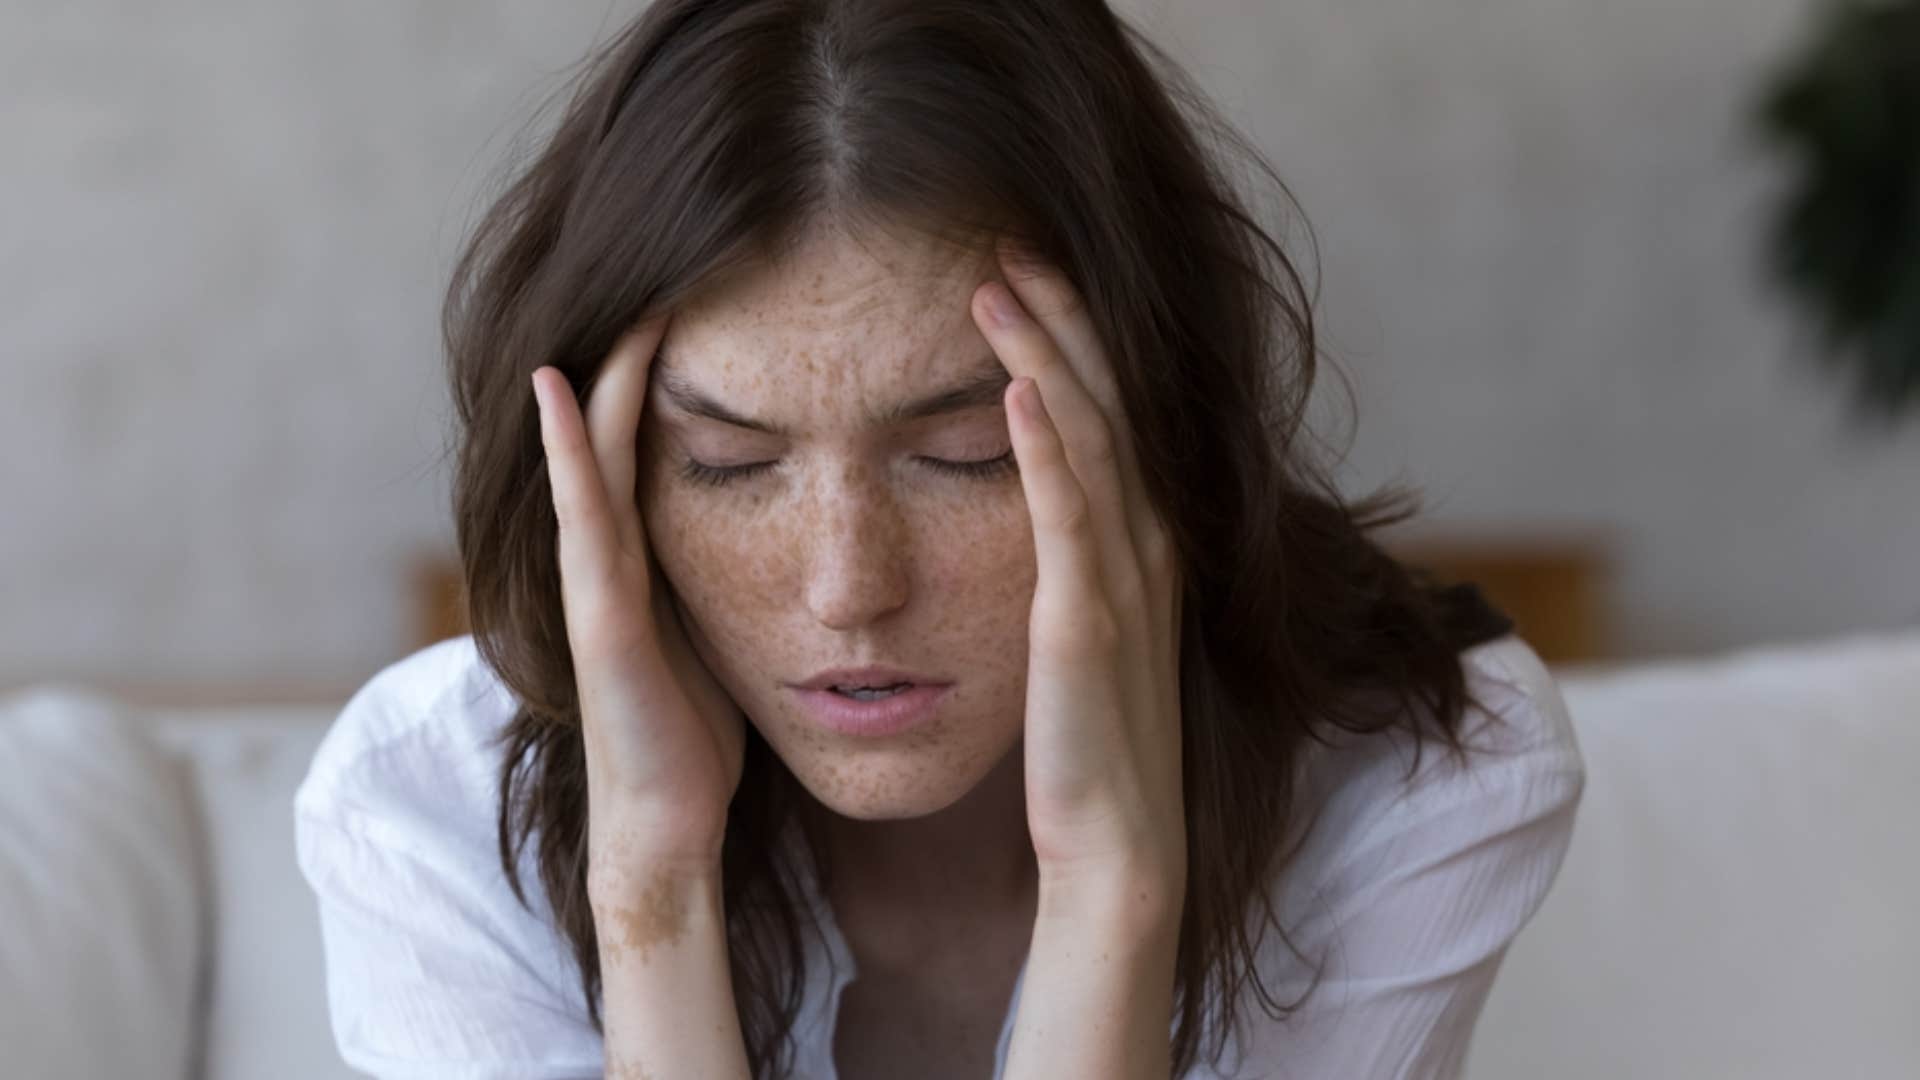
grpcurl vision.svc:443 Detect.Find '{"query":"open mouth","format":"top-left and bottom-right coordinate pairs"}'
top-left (830, 683), bottom-right (912, 700)
top-left (791, 682), bottom-right (951, 737)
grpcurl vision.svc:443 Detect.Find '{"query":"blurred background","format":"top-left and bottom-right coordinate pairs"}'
top-left (3, 0), bottom-right (1916, 695)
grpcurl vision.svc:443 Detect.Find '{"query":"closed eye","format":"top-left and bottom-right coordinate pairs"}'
top-left (679, 451), bottom-right (1018, 489)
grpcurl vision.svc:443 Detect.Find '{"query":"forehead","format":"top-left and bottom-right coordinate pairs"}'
top-left (661, 220), bottom-right (1003, 387)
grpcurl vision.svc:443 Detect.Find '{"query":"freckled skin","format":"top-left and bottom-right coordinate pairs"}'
top-left (635, 218), bottom-right (1038, 822)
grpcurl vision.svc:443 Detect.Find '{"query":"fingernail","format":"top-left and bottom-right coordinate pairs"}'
top-left (986, 284), bottom-right (1021, 326)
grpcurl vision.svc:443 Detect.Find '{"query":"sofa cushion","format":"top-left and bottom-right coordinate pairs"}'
top-left (1470, 629), bottom-right (1920, 1079)
top-left (149, 707), bottom-right (359, 1080)
top-left (0, 687), bottom-right (204, 1080)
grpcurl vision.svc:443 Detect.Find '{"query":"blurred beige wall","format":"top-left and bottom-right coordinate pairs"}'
top-left (1151, 0), bottom-right (1920, 659)
top-left (3, 0), bottom-right (1915, 697)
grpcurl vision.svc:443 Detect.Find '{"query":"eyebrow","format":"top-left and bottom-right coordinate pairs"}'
top-left (651, 349), bottom-right (1012, 437)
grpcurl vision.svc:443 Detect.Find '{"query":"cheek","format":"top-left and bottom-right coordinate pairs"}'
top-left (636, 479), bottom-right (785, 653)
top-left (919, 499), bottom-right (1036, 674)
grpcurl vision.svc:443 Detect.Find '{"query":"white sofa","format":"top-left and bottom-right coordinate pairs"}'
top-left (3, 629), bottom-right (1916, 1080)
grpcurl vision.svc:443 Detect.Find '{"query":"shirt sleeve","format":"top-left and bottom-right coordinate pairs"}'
top-left (294, 784), bottom-right (605, 1079)
top-left (1202, 648), bottom-right (1587, 1080)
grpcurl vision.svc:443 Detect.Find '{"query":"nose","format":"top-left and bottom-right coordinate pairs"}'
top-left (802, 473), bottom-right (912, 630)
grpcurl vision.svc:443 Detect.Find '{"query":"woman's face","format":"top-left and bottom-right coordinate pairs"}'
top-left (637, 220), bottom-right (1036, 820)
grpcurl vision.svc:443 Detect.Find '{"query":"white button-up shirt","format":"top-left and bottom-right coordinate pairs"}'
top-left (295, 632), bottom-right (1585, 1079)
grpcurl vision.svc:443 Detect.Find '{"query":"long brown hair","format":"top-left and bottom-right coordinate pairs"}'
top-left (445, 1), bottom-right (1514, 1075)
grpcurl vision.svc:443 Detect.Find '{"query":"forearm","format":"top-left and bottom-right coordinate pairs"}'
top-left (590, 857), bottom-right (750, 1080)
top-left (1001, 871), bottom-right (1183, 1080)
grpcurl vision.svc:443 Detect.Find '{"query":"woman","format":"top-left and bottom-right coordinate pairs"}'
top-left (295, 2), bottom-right (1586, 1078)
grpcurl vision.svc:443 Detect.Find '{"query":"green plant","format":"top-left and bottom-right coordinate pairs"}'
top-left (1754, 0), bottom-right (1920, 426)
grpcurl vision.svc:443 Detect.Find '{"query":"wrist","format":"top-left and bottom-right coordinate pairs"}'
top-left (1037, 859), bottom-right (1184, 937)
top-left (589, 860), bottom-right (726, 963)
top-left (586, 834), bottom-right (724, 915)
top-left (588, 809), bottom-right (724, 877)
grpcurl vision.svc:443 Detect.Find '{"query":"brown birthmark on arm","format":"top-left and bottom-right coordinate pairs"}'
top-left (595, 865), bottom-right (694, 963)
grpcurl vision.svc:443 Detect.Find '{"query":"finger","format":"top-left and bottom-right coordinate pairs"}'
top-left (1006, 376), bottom-right (1116, 654)
top-left (583, 316), bottom-right (669, 555)
top-left (975, 277), bottom-right (1145, 612)
top-left (994, 240), bottom-right (1179, 631)
top-left (993, 241), bottom-right (1168, 558)
top-left (995, 237), bottom-right (1125, 418)
top-left (532, 366), bottom-right (625, 617)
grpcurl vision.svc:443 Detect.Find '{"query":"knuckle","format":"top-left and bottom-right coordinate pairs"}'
top-left (1025, 349), bottom-right (1060, 384)
top-left (1111, 566), bottom-right (1149, 618)
top-left (1040, 284), bottom-right (1085, 321)
top-left (1077, 603), bottom-right (1124, 656)
top-left (1081, 421), bottom-right (1118, 470)
top-left (1048, 489), bottom-right (1094, 538)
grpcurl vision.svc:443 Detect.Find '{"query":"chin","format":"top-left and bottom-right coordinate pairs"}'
top-left (773, 725), bottom-right (1017, 821)
top-left (819, 790), bottom-right (956, 821)
top-left (788, 754), bottom-right (976, 820)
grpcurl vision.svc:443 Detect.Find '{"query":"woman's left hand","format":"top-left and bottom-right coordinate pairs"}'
top-left (972, 237), bottom-right (1188, 921)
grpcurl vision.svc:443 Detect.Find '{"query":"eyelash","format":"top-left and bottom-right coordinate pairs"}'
top-left (679, 451), bottom-right (1019, 489)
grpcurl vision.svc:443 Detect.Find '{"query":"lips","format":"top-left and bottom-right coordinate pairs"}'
top-left (790, 683), bottom-right (953, 737)
top-left (794, 665), bottom-right (949, 692)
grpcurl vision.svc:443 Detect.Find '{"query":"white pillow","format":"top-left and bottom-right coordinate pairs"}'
top-left (0, 687), bottom-right (204, 1080)
top-left (1474, 630), bottom-right (1920, 1080)
top-left (150, 709), bottom-right (359, 1080)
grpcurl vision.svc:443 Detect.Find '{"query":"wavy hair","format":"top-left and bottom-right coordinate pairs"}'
top-left (444, 1), bottom-right (1515, 1075)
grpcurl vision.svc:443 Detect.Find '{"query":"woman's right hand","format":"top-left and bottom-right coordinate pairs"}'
top-left (530, 315), bottom-right (746, 878)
